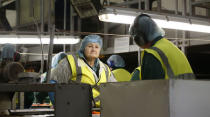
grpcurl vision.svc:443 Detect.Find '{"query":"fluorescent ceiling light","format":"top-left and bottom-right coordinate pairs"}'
top-left (153, 19), bottom-right (210, 33)
top-left (99, 13), bottom-right (210, 33)
top-left (99, 13), bottom-right (135, 24)
top-left (0, 35), bottom-right (80, 44)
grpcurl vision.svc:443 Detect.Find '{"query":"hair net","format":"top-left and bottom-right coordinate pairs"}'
top-left (78, 35), bottom-right (103, 58)
top-left (1, 44), bottom-right (15, 59)
top-left (129, 14), bottom-right (165, 45)
top-left (107, 55), bottom-right (125, 68)
top-left (51, 52), bottom-right (66, 68)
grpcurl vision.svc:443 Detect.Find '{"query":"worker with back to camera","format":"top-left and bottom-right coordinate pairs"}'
top-left (107, 55), bottom-right (131, 82)
top-left (49, 35), bottom-right (116, 107)
top-left (129, 14), bottom-right (195, 80)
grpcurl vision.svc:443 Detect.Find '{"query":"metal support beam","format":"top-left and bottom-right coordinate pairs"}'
top-left (175, 0), bottom-right (178, 14)
top-left (70, 5), bottom-right (74, 52)
top-left (112, 1), bottom-right (139, 7)
top-left (181, 0), bottom-right (187, 54)
top-left (76, 16), bottom-right (81, 53)
top-left (39, 0), bottom-right (45, 74)
top-left (182, 0), bottom-right (187, 16)
top-left (64, 0), bottom-right (66, 32)
top-left (78, 17), bottom-right (81, 33)
top-left (104, 22), bottom-right (108, 51)
top-left (40, 0), bottom-right (44, 33)
top-left (63, 0), bottom-right (67, 53)
top-left (16, 0), bottom-right (20, 29)
top-left (48, 0), bottom-right (52, 33)
top-left (0, 0), bottom-right (15, 8)
top-left (207, 8), bottom-right (210, 17)
top-left (174, 0), bottom-right (179, 47)
top-left (191, 0), bottom-right (210, 5)
top-left (0, 4), bottom-right (12, 30)
top-left (0, 84), bottom-right (55, 92)
top-left (46, 1), bottom-right (55, 81)
top-left (157, 0), bottom-right (161, 11)
top-left (174, 30), bottom-right (178, 47)
top-left (29, 0), bottom-right (34, 17)
top-left (189, 0), bottom-right (192, 16)
top-left (138, 0), bottom-right (142, 10)
top-left (46, 25), bottom-right (55, 83)
top-left (70, 5), bottom-right (74, 33)
top-left (144, 0), bottom-right (149, 10)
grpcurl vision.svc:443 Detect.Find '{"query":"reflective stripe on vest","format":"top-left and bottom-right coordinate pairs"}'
top-left (136, 66), bottom-right (142, 80)
top-left (104, 64), bottom-right (109, 82)
top-left (67, 54), bottom-right (82, 82)
top-left (150, 47), bottom-right (195, 79)
top-left (67, 54), bottom-right (110, 107)
top-left (150, 47), bottom-right (175, 78)
top-left (72, 55), bottom-right (82, 83)
top-left (143, 38), bottom-right (194, 79)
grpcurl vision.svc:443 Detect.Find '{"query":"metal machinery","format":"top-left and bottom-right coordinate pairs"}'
top-left (100, 79), bottom-right (210, 117)
top-left (2, 79), bottom-right (210, 117)
top-left (0, 83), bottom-right (92, 117)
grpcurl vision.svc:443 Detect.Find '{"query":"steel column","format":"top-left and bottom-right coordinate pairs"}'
top-left (70, 4), bottom-right (74, 52)
top-left (144, 0), bottom-right (149, 10)
top-left (46, 25), bottom-right (55, 83)
top-left (40, 0), bottom-right (44, 33)
top-left (181, 0), bottom-right (187, 54)
top-left (103, 22), bottom-right (108, 51)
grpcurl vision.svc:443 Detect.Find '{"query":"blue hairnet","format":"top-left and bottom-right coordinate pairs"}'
top-left (107, 55), bottom-right (125, 68)
top-left (51, 52), bottom-right (66, 68)
top-left (1, 44), bottom-right (15, 59)
top-left (78, 35), bottom-right (103, 58)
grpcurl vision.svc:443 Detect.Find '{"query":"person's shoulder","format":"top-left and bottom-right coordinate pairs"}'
top-left (144, 51), bottom-right (155, 57)
top-left (59, 57), bottom-right (69, 64)
top-left (114, 68), bottom-right (130, 73)
top-left (99, 60), bottom-right (111, 70)
top-left (65, 54), bottom-right (80, 59)
top-left (142, 51), bottom-right (159, 63)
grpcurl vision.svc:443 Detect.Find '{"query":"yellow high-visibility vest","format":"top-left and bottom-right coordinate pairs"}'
top-left (131, 66), bottom-right (142, 80)
top-left (135, 66), bottom-right (142, 80)
top-left (112, 68), bottom-right (131, 82)
top-left (67, 55), bottom-right (111, 107)
top-left (141, 38), bottom-right (194, 79)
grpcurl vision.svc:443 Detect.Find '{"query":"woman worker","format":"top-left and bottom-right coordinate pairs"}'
top-left (49, 35), bottom-right (116, 107)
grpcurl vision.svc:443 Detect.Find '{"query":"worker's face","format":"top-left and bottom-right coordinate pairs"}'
top-left (84, 43), bottom-right (101, 60)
